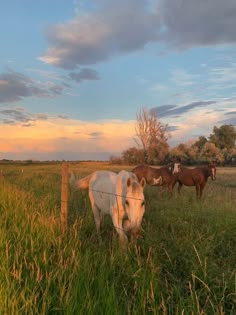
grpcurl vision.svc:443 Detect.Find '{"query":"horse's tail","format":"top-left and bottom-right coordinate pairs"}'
top-left (69, 172), bottom-right (93, 190)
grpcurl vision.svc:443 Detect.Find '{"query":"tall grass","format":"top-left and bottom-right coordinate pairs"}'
top-left (0, 163), bottom-right (235, 314)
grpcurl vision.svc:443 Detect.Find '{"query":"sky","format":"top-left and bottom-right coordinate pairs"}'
top-left (0, 0), bottom-right (236, 161)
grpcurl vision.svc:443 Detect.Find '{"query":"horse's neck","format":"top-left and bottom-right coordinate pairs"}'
top-left (116, 172), bottom-right (129, 202)
top-left (162, 166), bottom-right (172, 174)
top-left (201, 166), bottom-right (211, 178)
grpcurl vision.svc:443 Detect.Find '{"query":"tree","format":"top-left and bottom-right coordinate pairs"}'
top-left (200, 142), bottom-right (224, 163)
top-left (187, 145), bottom-right (199, 165)
top-left (109, 155), bottom-right (123, 165)
top-left (209, 124), bottom-right (236, 151)
top-left (134, 107), bottom-right (169, 164)
top-left (194, 136), bottom-right (208, 151)
top-left (121, 147), bottom-right (145, 165)
top-left (170, 143), bottom-right (188, 161)
top-left (223, 147), bottom-right (236, 165)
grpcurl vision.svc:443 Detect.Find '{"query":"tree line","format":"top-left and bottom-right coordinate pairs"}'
top-left (110, 108), bottom-right (236, 165)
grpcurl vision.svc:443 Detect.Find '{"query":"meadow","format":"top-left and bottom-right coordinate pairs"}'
top-left (0, 162), bottom-right (235, 315)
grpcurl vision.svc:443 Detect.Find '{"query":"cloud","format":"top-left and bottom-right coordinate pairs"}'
top-left (39, 0), bottom-right (236, 70)
top-left (39, 0), bottom-right (160, 69)
top-left (0, 116), bottom-right (136, 160)
top-left (151, 105), bottom-right (176, 117)
top-left (57, 114), bottom-right (70, 119)
top-left (158, 0), bottom-right (236, 50)
top-left (0, 70), bottom-right (64, 104)
top-left (47, 82), bottom-right (64, 95)
top-left (0, 107), bottom-right (49, 124)
top-left (22, 123), bottom-right (34, 127)
top-left (0, 99), bottom-right (234, 160)
top-left (219, 110), bottom-right (236, 125)
top-left (89, 132), bottom-right (103, 137)
top-left (152, 101), bottom-right (216, 118)
top-left (35, 114), bottom-right (48, 120)
top-left (158, 98), bottom-right (236, 146)
top-left (29, 66), bottom-right (100, 86)
top-left (167, 125), bottom-right (179, 132)
top-left (219, 117), bottom-right (236, 125)
top-left (0, 109), bottom-right (32, 123)
top-left (225, 111), bottom-right (236, 116)
top-left (167, 108), bottom-right (223, 145)
top-left (2, 119), bottom-right (15, 125)
top-left (69, 68), bottom-right (100, 82)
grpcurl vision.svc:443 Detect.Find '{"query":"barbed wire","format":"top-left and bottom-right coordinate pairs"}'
top-left (77, 187), bottom-right (145, 202)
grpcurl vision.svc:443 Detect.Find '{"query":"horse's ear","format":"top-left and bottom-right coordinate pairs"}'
top-left (140, 177), bottom-right (146, 188)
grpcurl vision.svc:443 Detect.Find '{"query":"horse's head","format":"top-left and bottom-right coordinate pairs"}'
top-left (208, 164), bottom-right (216, 180)
top-left (171, 161), bottom-right (182, 175)
top-left (124, 177), bottom-right (146, 238)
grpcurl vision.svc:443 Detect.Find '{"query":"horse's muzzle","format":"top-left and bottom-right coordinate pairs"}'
top-left (124, 220), bottom-right (140, 237)
top-left (129, 226), bottom-right (141, 238)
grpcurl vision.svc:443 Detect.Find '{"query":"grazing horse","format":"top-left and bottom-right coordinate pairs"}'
top-left (70, 170), bottom-right (146, 243)
top-left (132, 161), bottom-right (181, 194)
top-left (172, 164), bottom-right (216, 199)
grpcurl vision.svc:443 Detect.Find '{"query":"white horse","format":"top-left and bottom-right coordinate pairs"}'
top-left (70, 170), bottom-right (146, 243)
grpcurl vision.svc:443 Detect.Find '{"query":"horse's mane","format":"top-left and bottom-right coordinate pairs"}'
top-left (132, 181), bottom-right (141, 192)
top-left (194, 164), bottom-right (215, 177)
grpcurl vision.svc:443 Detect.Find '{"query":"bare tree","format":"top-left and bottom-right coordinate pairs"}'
top-left (135, 107), bottom-right (169, 164)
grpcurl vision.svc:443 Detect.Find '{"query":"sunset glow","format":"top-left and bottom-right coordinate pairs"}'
top-left (0, 1), bottom-right (235, 160)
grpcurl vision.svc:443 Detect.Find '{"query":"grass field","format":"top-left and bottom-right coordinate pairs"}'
top-left (0, 162), bottom-right (235, 314)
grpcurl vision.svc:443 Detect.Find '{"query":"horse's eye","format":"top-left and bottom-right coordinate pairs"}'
top-left (125, 200), bottom-right (129, 206)
top-left (141, 201), bottom-right (145, 207)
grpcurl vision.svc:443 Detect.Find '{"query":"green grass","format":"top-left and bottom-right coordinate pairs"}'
top-left (0, 162), bottom-right (235, 314)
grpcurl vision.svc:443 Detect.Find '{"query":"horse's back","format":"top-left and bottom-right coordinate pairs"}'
top-left (177, 167), bottom-right (206, 186)
top-left (89, 170), bottom-right (117, 191)
top-left (86, 171), bottom-right (118, 215)
top-left (133, 164), bottom-right (176, 186)
top-left (132, 164), bottom-right (160, 184)
top-left (132, 165), bottom-right (147, 179)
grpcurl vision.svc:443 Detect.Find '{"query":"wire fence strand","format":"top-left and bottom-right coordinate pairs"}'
top-left (85, 188), bottom-right (145, 202)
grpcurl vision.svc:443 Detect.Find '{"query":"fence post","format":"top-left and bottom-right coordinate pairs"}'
top-left (61, 161), bottom-right (69, 233)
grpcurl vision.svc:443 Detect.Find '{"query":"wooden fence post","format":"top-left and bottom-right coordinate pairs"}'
top-left (61, 161), bottom-right (69, 233)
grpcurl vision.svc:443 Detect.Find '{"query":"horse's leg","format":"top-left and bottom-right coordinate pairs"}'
top-left (111, 206), bottom-right (128, 244)
top-left (89, 192), bottom-right (103, 240)
top-left (177, 182), bottom-right (183, 195)
top-left (170, 179), bottom-right (177, 196)
top-left (195, 184), bottom-right (201, 199)
top-left (91, 205), bottom-right (103, 241)
top-left (167, 181), bottom-right (174, 197)
top-left (159, 185), bottom-right (165, 198)
top-left (199, 183), bottom-right (206, 199)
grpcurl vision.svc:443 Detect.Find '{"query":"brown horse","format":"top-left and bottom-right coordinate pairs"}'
top-left (172, 164), bottom-right (216, 199)
top-left (132, 162), bottom-right (181, 194)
